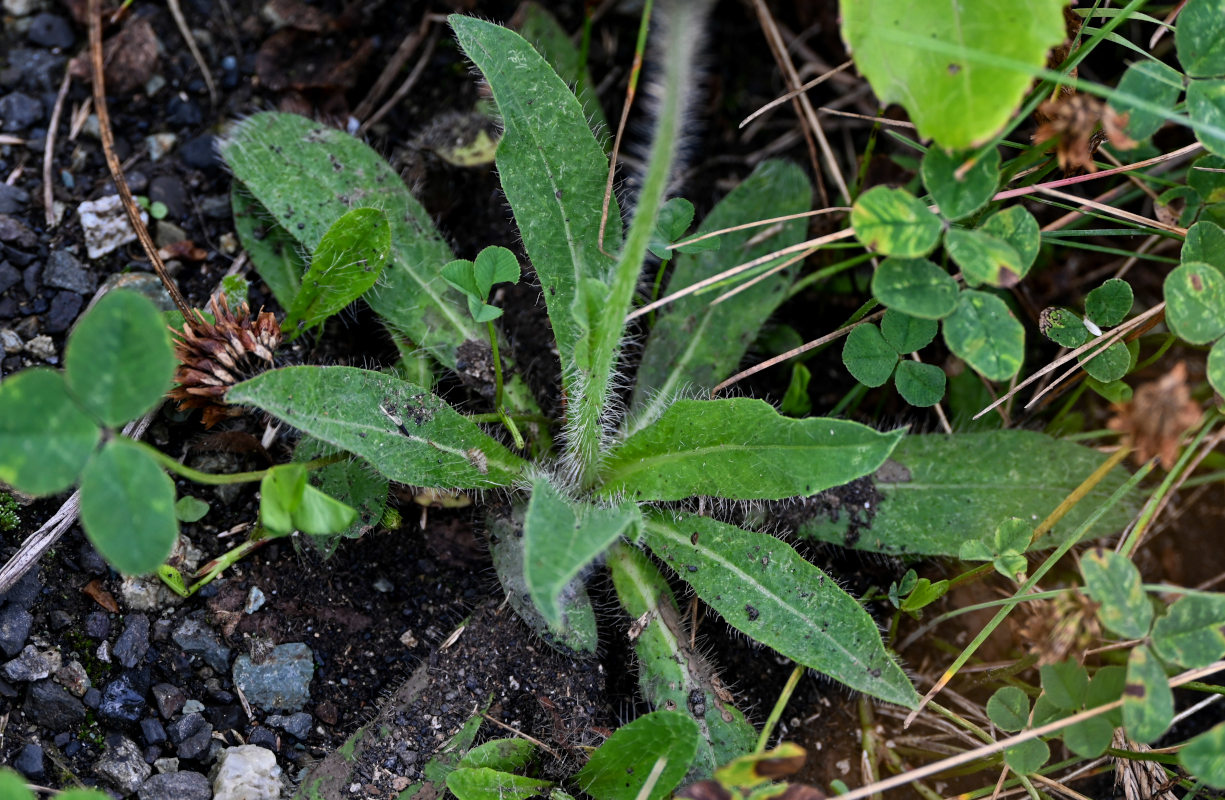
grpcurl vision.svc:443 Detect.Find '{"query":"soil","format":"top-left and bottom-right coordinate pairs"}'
top-left (2, 1), bottom-right (1223, 799)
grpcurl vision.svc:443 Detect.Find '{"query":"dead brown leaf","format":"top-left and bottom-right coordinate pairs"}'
top-left (1107, 361), bottom-right (1203, 467)
top-left (82, 578), bottom-right (119, 612)
top-left (69, 16), bottom-right (160, 95)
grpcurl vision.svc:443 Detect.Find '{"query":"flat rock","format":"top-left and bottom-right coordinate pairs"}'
top-left (138, 770), bottom-right (211, 800)
top-left (172, 615), bottom-right (231, 672)
top-left (212, 745), bottom-right (282, 800)
top-left (24, 679), bottom-right (86, 731)
top-left (115, 613), bottom-right (151, 668)
top-left (2, 643), bottom-right (61, 682)
top-left (13, 743), bottom-right (44, 781)
top-left (42, 250), bottom-right (96, 294)
top-left (78, 194), bottom-right (144, 259)
top-left (26, 13), bottom-right (74, 49)
top-left (152, 682), bottom-right (186, 719)
top-left (266, 710), bottom-right (312, 740)
top-left (94, 734), bottom-right (152, 795)
top-left (231, 642), bottom-right (314, 713)
top-left (44, 290), bottom-right (82, 333)
top-left (0, 185), bottom-right (30, 215)
top-left (99, 669), bottom-right (149, 725)
top-left (0, 91), bottom-right (43, 132)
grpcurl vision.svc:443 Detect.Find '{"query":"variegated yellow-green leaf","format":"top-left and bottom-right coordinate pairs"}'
top-left (1079, 547), bottom-right (1152, 639)
top-left (1151, 593), bottom-right (1225, 667)
top-left (1123, 645), bottom-right (1173, 744)
top-left (851, 186), bottom-right (942, 257)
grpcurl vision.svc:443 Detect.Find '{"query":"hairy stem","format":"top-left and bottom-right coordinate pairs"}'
top-left (131, 438), bottom-right (344, 485)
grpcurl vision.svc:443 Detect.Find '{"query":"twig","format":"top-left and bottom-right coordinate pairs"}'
top-left (166, 0), bottom-right (217, 106)
top-left (817, 107), bottom-right (917, 128)
top-left (354, 14), bottom-right (434, 122)
top-left (359, 25), bottom-right (441, 135)
top-left (991, 142), bottom-right (1202, 203)
top-left (1035, 185), bottom-right (1187, 236)
top-left (739, 59), bottom-right (854, 129)
top-left (43, 69), bottom-right (72, 228)
top-left (477, 712), bottom-right (563, 760)
top-left (89, 0), bottom-right (191, 317)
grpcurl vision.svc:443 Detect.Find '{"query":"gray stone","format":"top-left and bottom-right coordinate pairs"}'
top-left (140, 717), bottom-right (166, 746)
top-left (172, 615), bottom-right (231, 673)
top-left (0, 185), bottom-right (29, 215)
top-left (138, 770), bottom-right (211, 800)
top-left (0, 606), bottom-right (33, 657)
top-left (0, 566), bottom-right (40, 608)
top-left (23, 334), bottom-right (54, 361)
top-left (211, 745), bottom-right (281, 800)
top-left (26, 680), bottom-right (86, 729)
top-left (55, 659), bottom-right (90, 696)
top-left (0, 91), bottom-right (43, 132)
top-left (44, 290), bottom-right (82, 333)
top-left (266, 711), bottom-right (311, 740)
top-left (6, 49), bottom-right (65, 93)
top-left (99, 670), bottom-right (148, 725)
top-left (0, 329), bottom-right (21, 355)
top-left (26, 13), bottom-right (74, 48)
top-left (42, 250), bottom-right (96, 294)
top-left (152, 682), bottom-right (185, 719)
top-left (13, 743), bottom-right (44, 780)
top-left (3, 643), bottom-right (60, 681)
top-left (167, 711), bottom-right (210, 746)
top-left (115, 613), bottom-right (150, 668)
top-left (152, 757), bottom-right (178, 774)
top-left (231, 643), bottom-right (313, 713)
top-left (0, 261), bottom-right (18, 294)
top-left (85, 610), bottom-right (110, 639)
top-left (94, 734), bottom-right (152, 795)
top-left (2, 0), bottom-right (41, 17)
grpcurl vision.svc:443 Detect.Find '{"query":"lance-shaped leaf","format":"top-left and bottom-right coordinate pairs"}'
top-left (220, 112), bottom-right (479, 367)
top-left (229, 366), bottom-right (526, 488)
top-left (232, 184), bottom-right (304, 308)
top-left (797, 430), bottom-right (1139, 556)
top-left (523, 479), bottom-right (638, 631)
top-left (608, 543), bottom-right (756, 777)
top-left (452, 16), bottom-right (618, 388)
top-left (602, 399), bottom-right (901, 501)
top-left (575, 711), bottom-right (700, 800)
top-left (283, 207), bottom-right (391, 337)
top-left (631, 160), bottom-right (812, 419)
top-left (641, 511), bottom-right (919, 708)
top-left (446, 769), bottom-right (554, 800)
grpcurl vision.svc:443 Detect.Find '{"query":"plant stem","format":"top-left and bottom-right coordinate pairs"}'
top-left (755, 662), bottom-right (804, 752)
top-left (130, 438), bottom-right (343, 485)
top-left (487, 319), bottom-right (524, 450)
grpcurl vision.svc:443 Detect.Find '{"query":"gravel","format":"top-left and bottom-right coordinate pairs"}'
top-left (138, 769), bottom-right (212, 800)
top-left (94, 734), bottom-right (152, 795)
top-left (231, 642), bottom-right (314, 713)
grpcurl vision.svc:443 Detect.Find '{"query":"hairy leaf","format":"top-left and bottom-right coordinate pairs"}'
top-left (229, 366), bottom-right (526, 488)
top-left (642, 511), bottom-right (919, 708)
top-left (576, 711), bottom-right (700, 800)
top-left (601, 399), bottom-right (903, 501)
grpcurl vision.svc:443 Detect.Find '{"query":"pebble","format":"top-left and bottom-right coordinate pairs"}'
top-left (152, 682), bottom-right (186, 719)
top-left (2, 0), bottom-right (40, 16)
top-left (115, 613), bottom-right (151, 668)
top-left (246, 726), bottom-right (277, 751)
top-left (145, 132), bottom-right (177, 162)
top-left (165, 96), bottom-right (202, 127)
top-left (231, 642), bottom-right (314, 713)
top-left (54, 659), bottom-right (90, 696)
top-left (0, 185), bottom-right (30, 215)
top-left (199, 194), bottom-right (230, 219)
top-left (26, 13), bottom-right (74, 49)
top-left (2, 643), bottom-right (61, 682)
top-left (0, 262), bottom-right (19, 295)
top-left (153, 757), bottom-right (178, 774)
top-left (149, 174), bottom-right (187, 219)
top-left (47, 610), bottom-right (73, 630)
top-left (138, 770), bottom-right (211, 800)
top-left (94, 734), bottom-right (152, 795)
top-left (85, 610), bottom-right (110, 640)
top-left (212, 745), bottom-right (282, 800)
top-left (168, 712), bottom-right (213, 760)
top-left (23, 334), bottom-right (54, 361)
top-left (0, 214), bottom-right (37, 248)
top-left (24, 679), bottom-right (86, 729)
top-left (0, 91), bottom-right (43, 132)
top-left (42, 249), bottom-right (96, 294)
top-left (182, 698), bottom-right (205, 714)
top-left (82, 686), bottom-right (101, 709)
top-left (141, 717), bottom-right (167, 746)
top-left (13, 742), bottom-right (44, 781)
top-left (244, 586), bottom-right (266, 614)
top-left (120, 573), bottom-right (181, 611)
top-left (99, 670), bottom-right (149, 725)
top-left (172, 615), bottom-right (232, 673)
top-left (7, 48), bottom-right (65, 93)
top-left (179, 134), bottom-right (220, 171)
top-left (44, 290), bottom-right (82, 333)
top-left (0, 606), bottom-right (33, 657)
top-left (0, 566), bottom-right (39, 608)
top-left (265, 711), bottom-right (312, 740)
top-left (78, 194), bottom-right (142, 259)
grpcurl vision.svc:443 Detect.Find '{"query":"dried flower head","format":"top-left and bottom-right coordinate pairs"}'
top-left (168, 294), bottom-right (281, 427)
top-left (1106, 361), bottom-right (1202, 468)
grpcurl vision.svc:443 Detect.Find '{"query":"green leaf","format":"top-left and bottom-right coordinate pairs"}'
top-left (960, 517), bottom-right (1029, 580)
top-left (0, 770), bottom-right (34, 800)
top-left (441, 259), bottom-right (481, 300)
top-left (921, 147), bottom-right (1000, 221)
top-left (839, 0), bottom-right (1066, 148)
top-left (1189, 154), bottom-right (1225, 203)
top-left (1164, 261), bottom-right (1225, 343)
top-left (797, 430), bottom-right (1140, 557)
top-left (1085, 279), bottom-right (1134, 328)
top-left (881, 310), bottom-right (938, 354)
top-left (576, 711), bottom-right (699, 800)
top-left (986, 686), bottom-right (1030, 732)
top-left (942, 290), bottom-right (1025, 381)
top-left (283, 207), bottom-right (391, 336)
top-left (851, 186), bottom-right (942, 257)
top-left (946, 227), bottom-right (1024, 288)
top-left (231, 184), bottom-right (306, 308)
top-left (1039, 307), bottom-right (1089, 348)
top-left (293, 437), bottom-right (388, 555)
top-left (871, 257), bottom-right (960, 319)
top-left (1123, 645), bottom-right (1173, 744)
top-left (632, 161), bottom-right (812, 415)
top-left (220, 112), bottom-right (479, 370)
top-left (221, 274), bottom-right (249, 309)
top-left (474, 246), bottom-right (521, 297)
top-left (174, 495), bottom-right (210, 523)
top-left (1063, 715), bottom-right (1114, 759)
top-left (642, 511), bottom-right (919, 708)
top-left (842, 324), bottom-right (898, 388)
top-left (447, 768), bottom-right (553, 800)
top-left (229, 366), bottom-right (526, 488)
top-left (1182, 220), bottom-right (1225, 274)
top-left (1040, 660), bottom-right (1088, 711)
top-left (894, 360), bottom-right (946, 407)
top-left (780, 363), bottom-right (813, 417)
top-left (0, 369), bottom-right (100, 495)
top-left (1079, 547), bottom-right (1152, 639)
top-left (1085, 376), bottom-right (1132, 404)
top-left (524, 479), bottom-right (638, 631)
top-left (65, 290), bottom-right (176, 427)
top-left (979, 205), bottom-right (1040, 273)
top-left (1177, 0), bottom-right (1225, 78)
top-left (1002, 737), bottom-right (1049, 776)
top-left (488, 503), bottom-right (598, 655)
top-left (459, 739), bottom-right (537, 772)
top-left (79, 438), bottom-right (178, 575)
top-left (1180, 721), bottom-right (1225, 788)
top-left (608, 544), bottom-right (757, 777)
top-left (1087, 666), bottom-right (1126, 726)
top-left (601, 399), bottom-right (903, 501)
top-left (649, 197), bottom-right (696, 257)
top-left (1188, 79), bottom-right (1225, 156)
top-left (1209, 337), bottom-right (1225, 396)
top-left (1079, 340), bottom-right (1132, 383)
top-left (1111, 60), bottom-right (1185, 141)
top-left (451, 16), bottom-right (619, 391)
top-left (898, 577), bottom-right (948, 613)
top-left (1151, 593), bottom-right (1225, 667)
top-left (260, 463), bottom-right (306, 534)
